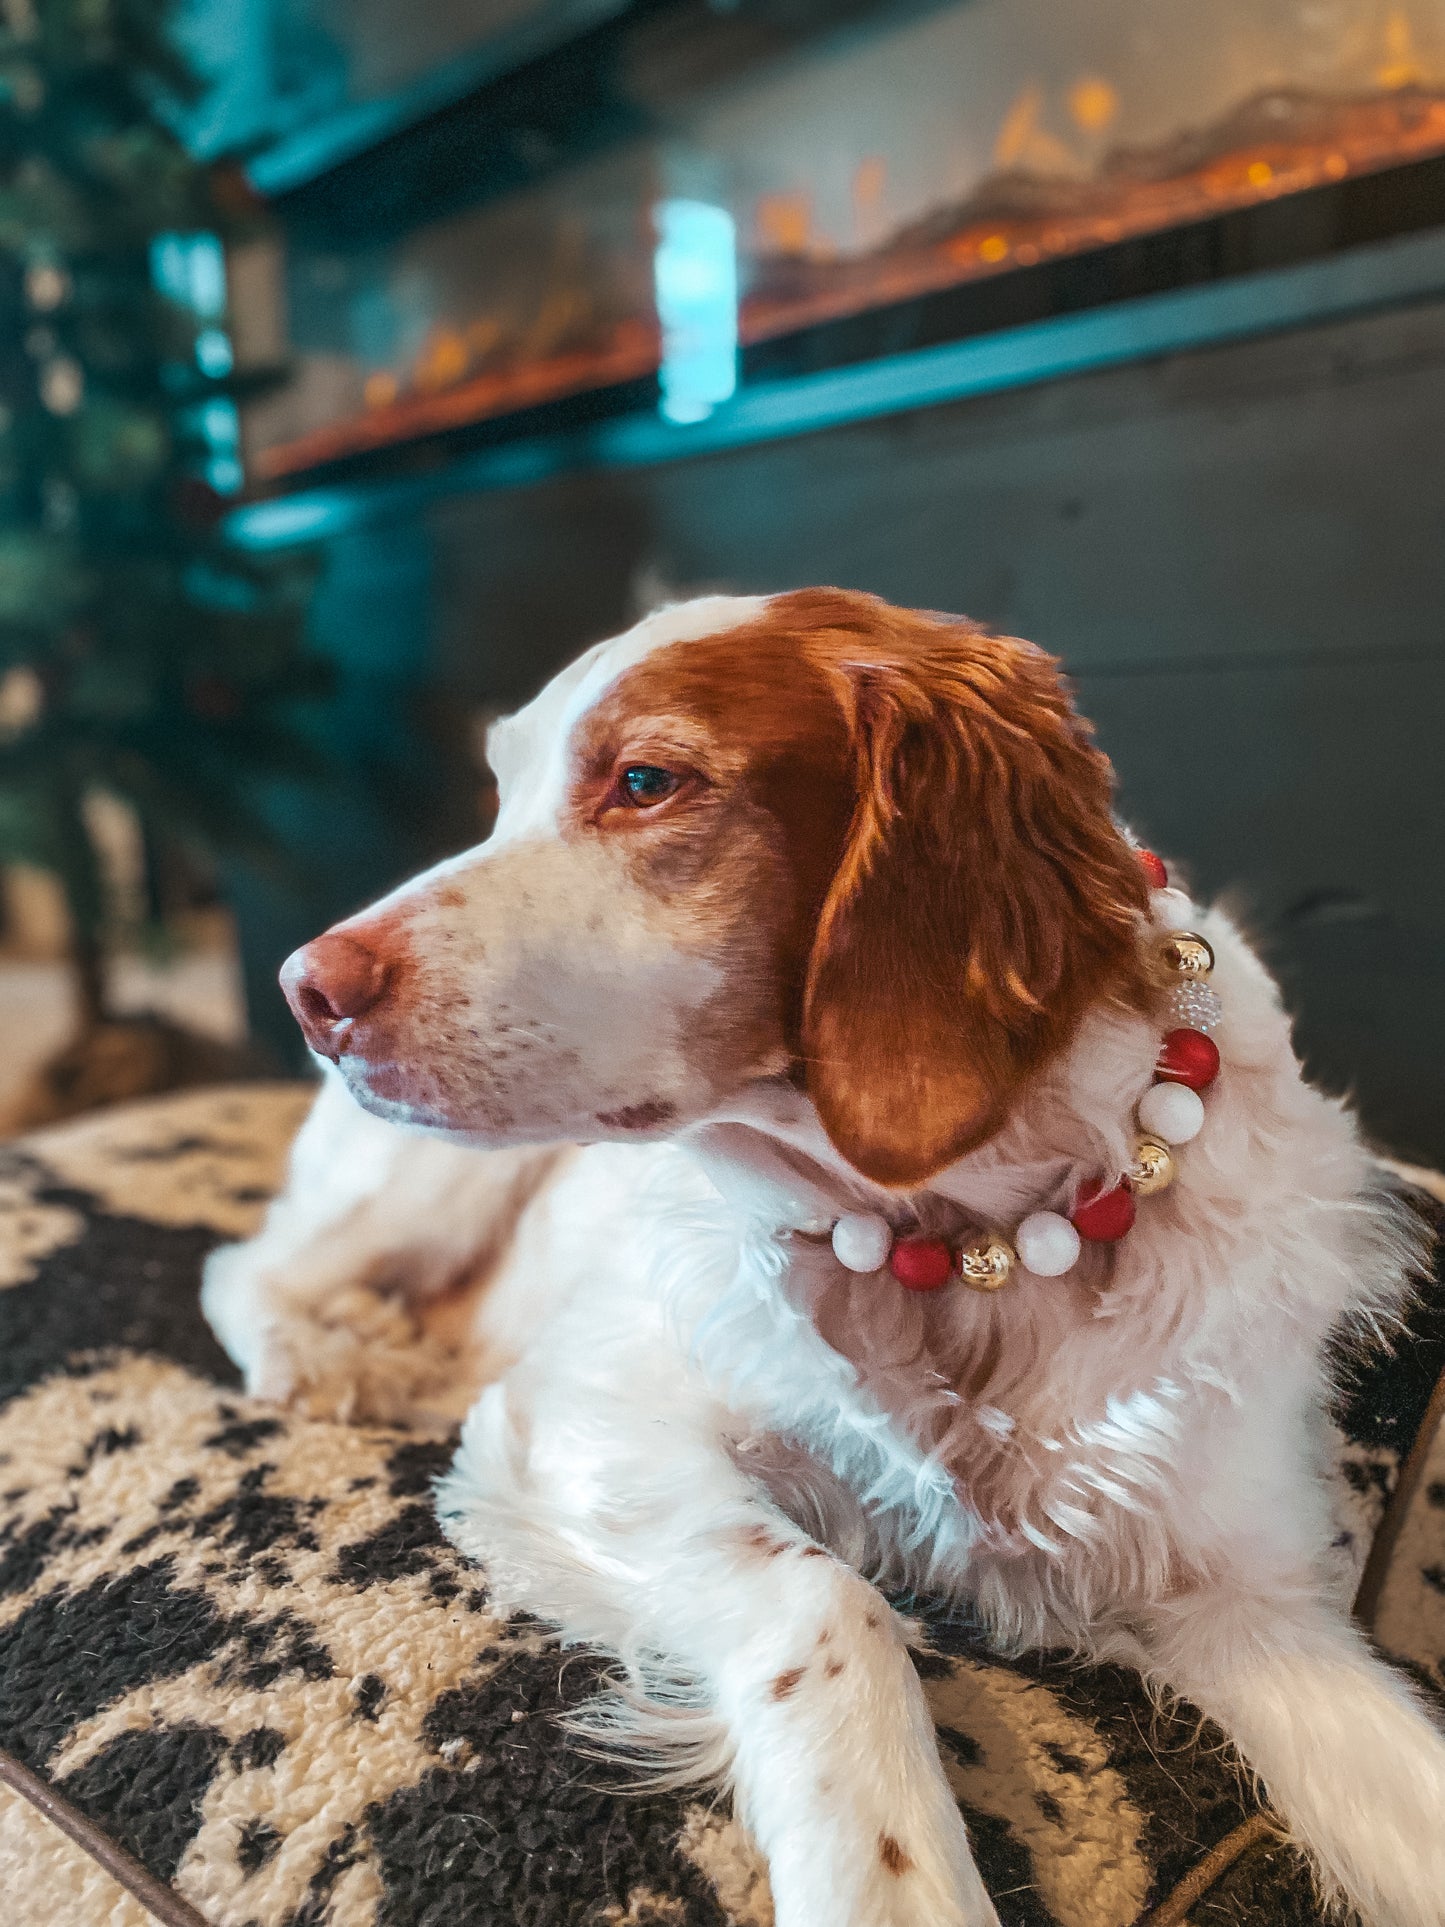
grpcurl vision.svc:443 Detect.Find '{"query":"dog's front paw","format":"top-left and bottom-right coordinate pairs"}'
top-left (202, 1244), bottom-right (474, 1428)
top-left (201, 1240), bottom-right (275, 1384)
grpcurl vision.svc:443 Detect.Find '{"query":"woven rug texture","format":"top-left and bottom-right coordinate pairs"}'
top-left (0, 1085), bottom-right (1440, 1927)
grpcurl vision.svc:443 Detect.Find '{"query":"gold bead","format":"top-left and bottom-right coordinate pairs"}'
top-left (957, 1235), bottom-right (1017, 1292)
top-left (1156, 930), bottom-right (1214, 980)
top-left (1127, 1136), bottom-right (1175, 1196)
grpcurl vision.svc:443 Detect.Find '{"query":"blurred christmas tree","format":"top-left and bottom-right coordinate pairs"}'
top-left (0, 0), bottom-right (325, 1119)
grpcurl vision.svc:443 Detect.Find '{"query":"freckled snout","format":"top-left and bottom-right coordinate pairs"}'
top-left (280, 931), bottom-right (392, 1060)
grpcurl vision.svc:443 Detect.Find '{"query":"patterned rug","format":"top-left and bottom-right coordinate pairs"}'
top-left (0, 1085), bottom-right (1441, 1927)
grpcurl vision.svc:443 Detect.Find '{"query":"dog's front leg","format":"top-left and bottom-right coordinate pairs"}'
top-left (203, 1067), bottom-right (559, 1424)
top-left (439, 1373), bottom-right (999, 1927)
top-left (1136, 1573), bottom-right (1445, 1926)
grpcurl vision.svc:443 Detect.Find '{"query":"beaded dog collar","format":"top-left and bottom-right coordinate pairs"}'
top-left (829, 851), bottom-right (1222, 1294)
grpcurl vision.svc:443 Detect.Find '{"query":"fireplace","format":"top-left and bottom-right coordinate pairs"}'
top-left (243, 0), bottom-right (1445, 483)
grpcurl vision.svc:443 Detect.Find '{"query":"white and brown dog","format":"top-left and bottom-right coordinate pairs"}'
top-left (204, 588), bottom-right (1445, 1927)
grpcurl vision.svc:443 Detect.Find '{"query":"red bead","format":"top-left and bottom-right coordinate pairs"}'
top-left (889, 1238), bottom-right (954, 1292)
top-left (1070, 1179), bottom-right (1137, 1243)
top-left (1155, 1028), bottom-right (1220, 1090)
top-left (1137, 849), bottom-right (1168, 890)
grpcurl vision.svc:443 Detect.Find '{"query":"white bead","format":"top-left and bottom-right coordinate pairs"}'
top-left (1137, 1080), bottom-right (1206, 1145)
top-left (831, 1212), bottom-right (892, 1273)
top-left (1014, 1211), bottom-right (1081, 1278)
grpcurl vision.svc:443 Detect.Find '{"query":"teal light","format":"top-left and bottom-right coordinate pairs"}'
top-left (150, 232), bottom-right (227, 318)
top-left (196, 327), bottom-right (234, 377)
top-left (151, 232), bottom-right (236, 388)
top-left (653, 199), bottom-right (738, 425)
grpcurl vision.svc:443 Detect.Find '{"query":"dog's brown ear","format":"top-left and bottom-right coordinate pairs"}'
top-left (800, 607), bottom-right (1149, 1187)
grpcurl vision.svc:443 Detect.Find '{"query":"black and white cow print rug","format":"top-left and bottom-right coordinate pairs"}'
top-left (0, 1086), bottom-right (1440, 1927)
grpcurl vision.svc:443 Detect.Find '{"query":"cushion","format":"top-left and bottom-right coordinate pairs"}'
top-left (0, 1085), bottom-right (1440, 1927)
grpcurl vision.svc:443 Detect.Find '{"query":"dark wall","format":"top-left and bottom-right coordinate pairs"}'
top-left (255, 293), bottom-right (1445, 1161)
top-left (230, 521), bottom-right (451, 1065)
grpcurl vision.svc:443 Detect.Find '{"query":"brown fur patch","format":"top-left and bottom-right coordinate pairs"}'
top-left (878, 1833), bottom-right (913, 1877)
top-left (594, 1099), bottom-right (678, 1132)
top-left (770, 1667), bottom-right (806, 1701)
top-left (739, 1525), bottom-right (791, 1559)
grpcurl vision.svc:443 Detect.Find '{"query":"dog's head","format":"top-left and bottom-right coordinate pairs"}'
top-left (283, 590), bottom-right (1150, 1186)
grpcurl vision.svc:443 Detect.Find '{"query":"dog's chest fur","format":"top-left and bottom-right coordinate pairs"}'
top-left (534, 902), bottom-right (1418, 1650)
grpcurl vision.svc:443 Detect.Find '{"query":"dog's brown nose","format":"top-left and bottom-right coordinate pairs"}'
top-left (280, 932), bottom-right (391, 1058)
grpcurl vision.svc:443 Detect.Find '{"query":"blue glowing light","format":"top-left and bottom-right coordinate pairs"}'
top-left (178, 395), bottom-right (243, 495)
top-left (227, 495), bottom-right (353, 547)
top-left (195, 327), bottom-right (234, 377)
top-left (150, 232), bottom-right (228, 319)
top-left (198, 398), bottom-right (239, 445)
top-left (152, 232), bottom-right (237, 387)
top-left (652, 199), bottom-right (738, 425)
top-left (149, 233), bottom-right (191, 305)
top-left (207, 456), bottom-right (244, 494)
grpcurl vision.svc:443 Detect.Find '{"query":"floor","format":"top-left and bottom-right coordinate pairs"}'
top-left (0, 950), bottom-right (246, 1119)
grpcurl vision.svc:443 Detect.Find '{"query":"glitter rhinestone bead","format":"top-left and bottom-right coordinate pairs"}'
top-left (1015, 1211), bottom-right (1082, 1277)
top-left (1137, 849), bottom-right (1168, 890)
top-left (1127, 1137), bottom-right (1176, 1195)
top-left (957, 1236), bottom-right (1017, 1292)
top-left (1165, 982), bottom-right (1224, 1033)
top-left (832, 1212), bottom-right (892, 1273)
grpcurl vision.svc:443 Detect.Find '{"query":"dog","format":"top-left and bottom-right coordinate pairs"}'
top-left (204, 588), bottom-right (1445, 1926)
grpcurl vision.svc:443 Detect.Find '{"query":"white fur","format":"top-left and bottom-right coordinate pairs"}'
top-left (207, 598), bottom-right (1445, 1927)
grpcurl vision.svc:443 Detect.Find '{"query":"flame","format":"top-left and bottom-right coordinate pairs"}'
top-left (415, 330), bottom-right (469, 391)
top-left (853, 156), bottom-right (886, 217)
top-left (260, 75), bottom-right (1445, 480)
top-left (755, 191), bottom-right (813, 255)
top-left (1378, 9), bottom-right (1423, 89)
top-left (994, 83), bottom-right (1043, 168)
top-left (1068, 76), bottom-right (1118, 133)
top-left (994, 82), bottom-right (1083, 174)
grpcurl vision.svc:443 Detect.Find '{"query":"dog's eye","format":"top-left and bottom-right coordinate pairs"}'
top-left (620, 765), bottom-right (681, 807)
